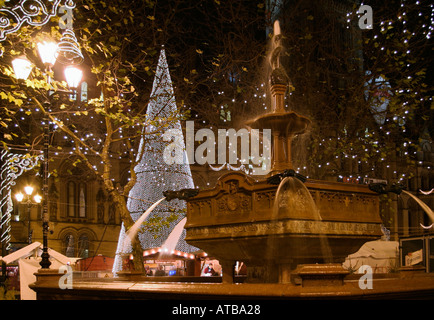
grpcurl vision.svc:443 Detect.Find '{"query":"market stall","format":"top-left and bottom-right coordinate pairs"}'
top-left (0, 242), bottom-right (77, 300)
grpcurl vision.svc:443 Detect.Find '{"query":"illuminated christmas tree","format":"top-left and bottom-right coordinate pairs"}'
top-left (113, 48), bottom-right (196, 274)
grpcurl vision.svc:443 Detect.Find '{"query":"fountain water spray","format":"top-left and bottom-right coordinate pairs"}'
top-left (402, 190), bottom-right (434, 225)
top-left (369, 182), bottom-right (434, 227)
top-left (121, 189), bottom-right (198, 256)
top-left (118, 197), bottom-right (166, 256)
top-left (161, 217), bottom-right (187, 254)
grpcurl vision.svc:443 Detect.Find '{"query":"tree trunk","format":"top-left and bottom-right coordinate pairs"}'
top-left (109, 186), bottom-right (145, 273)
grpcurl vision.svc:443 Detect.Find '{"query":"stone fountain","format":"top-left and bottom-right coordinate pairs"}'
top-left (29, 21), bottom-right (434, 300)
top-left (183, 21), bottom-right (383, 283)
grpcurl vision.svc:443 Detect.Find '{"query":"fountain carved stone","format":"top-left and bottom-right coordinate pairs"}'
top-left (184, 21), bottom-right (383, 283)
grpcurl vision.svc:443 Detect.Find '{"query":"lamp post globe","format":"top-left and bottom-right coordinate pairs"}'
top-left (11, 56), bottom-right (33, 80)
top-left (37, 41), bottom-right (58, 67)
top-left (64, 65), bottom-right (83, 89)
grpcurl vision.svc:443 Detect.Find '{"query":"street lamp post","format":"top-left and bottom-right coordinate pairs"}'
top-left (15, 186), bottom-right (42, 244)
top-left (0, 0), bottom-right (83, 279)
top-left (40, 110), bottom-right (51, 269)
top-left (11, 39), bottom-right (83, 269)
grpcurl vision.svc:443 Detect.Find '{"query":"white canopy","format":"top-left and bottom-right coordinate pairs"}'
top-left (0, 242), bottom-right (76, 265)
top-left (0, 242), bottom-right (41, 264)
top-left (342, 240), bottom-right (399, 273)
top-left (0, 242), bottom-right (77, 300)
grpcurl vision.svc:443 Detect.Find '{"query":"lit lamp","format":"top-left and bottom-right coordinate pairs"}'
top-left (12, 40), bottom-right (83, 87)
top-left (15, 187), bottom-right (42, 204)
top-left (14, 192), bottom-right (24, 202)
top-left (37, 40), bottom-right (83, 89)
top-left (11, 37), bottom-right (83, 269)
top-left (11, 56), bottom-right (33, 80)
top-left (24, 185), bottom-right (34, 196)
top-left (37, 41), bottom-right (58, 67)
top-left (36, 40), bottom-right (82, 89)
top-left (34, 194), bottom-right (42, 203)
top-left (64, 65), bottom-right (83, 89)
top-left (15, 185), bottom-right (42, 244)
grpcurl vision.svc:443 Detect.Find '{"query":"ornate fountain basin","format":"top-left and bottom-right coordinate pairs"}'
top-left (185, 172), bottom-right (383, 283)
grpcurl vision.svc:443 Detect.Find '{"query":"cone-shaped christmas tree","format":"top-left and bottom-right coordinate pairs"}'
top-left (113, 48), bottom-right (196, 274)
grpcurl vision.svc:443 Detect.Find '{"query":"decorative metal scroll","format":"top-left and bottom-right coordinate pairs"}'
top-left (0, 0), bottom-right (79, 41)
top-left (1, 0), bottom-right (83, 63)
top-left (0, 0), bottom-right (62, 41)
top-left (0, 150), bottom-right (42, 251)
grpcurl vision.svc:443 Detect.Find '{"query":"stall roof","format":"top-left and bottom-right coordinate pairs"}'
top-left (143, 247), bottom-right (196, 260)
top-left (0, 242), bottom-right (77, 265)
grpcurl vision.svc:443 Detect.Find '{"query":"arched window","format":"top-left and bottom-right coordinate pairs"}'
top-left (79, 183), bottom-right (86, 217)
top-left (80, 81), bottom-right (88, 102)
top-left (67, 181), bottom-right (75, 217)
top-left (61, 158), bottom-right (92, 220)
top-left (61, 231), bottom-right (93, 258)
top-left (66, 181), bottom-right (87, 218)
top-left (64, 234), bottom-right (75, 257)
top-left (78, 234), bottom-right (89, 258)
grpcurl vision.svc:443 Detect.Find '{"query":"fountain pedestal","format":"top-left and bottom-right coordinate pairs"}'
top-left (33, 269), bottom-right (63, 285)
top-left (293, 264), bottom-right (349, 287)
top-left (185, 172), bottom-right (383, 283)
top-left (245, 74), bottom-right (311, 175)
